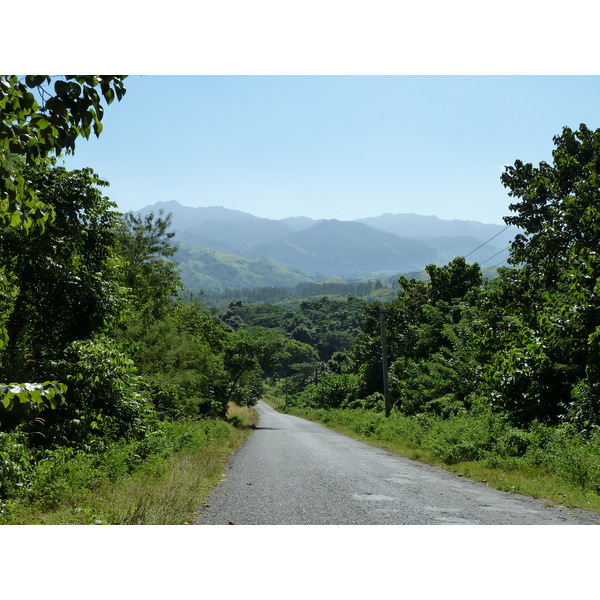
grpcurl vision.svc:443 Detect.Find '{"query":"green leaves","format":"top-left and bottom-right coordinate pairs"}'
top-left (426, 256), bottom-right (483, 303)
top-left (485, 124), bottom-right (600, 425)
top-left (0, 76), bottom-right (128, 395)
top-left (503, 124), bottom-right (600, 271)
top-left (1, 163), bottom-right (124, 352)
top-left (0, 75), bottom-right (127, 161)
top-left (0, 381), bottom-right (66, 411)
top-left (115, 210), bottom-right (181, 320)
top-left (24, 75), bottom-right (50, 88)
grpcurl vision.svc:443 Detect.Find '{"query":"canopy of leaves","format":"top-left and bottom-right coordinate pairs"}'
top-left (0, 162), bottom-right (123, 354)
top-left (115, 210), bottom-right (182, 320)
top-left (1, 75), bottom-right (127, 413)
top-left (0, 75), bottom-right (126, 231)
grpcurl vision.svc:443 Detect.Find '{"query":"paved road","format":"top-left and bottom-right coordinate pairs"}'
top-left (197, 401), bottom-right (600, 525)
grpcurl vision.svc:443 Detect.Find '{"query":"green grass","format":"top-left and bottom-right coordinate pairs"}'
top-left (2, 404), bottom-right (258, 525)
top-left (264, 396), bottom-right (600, 517)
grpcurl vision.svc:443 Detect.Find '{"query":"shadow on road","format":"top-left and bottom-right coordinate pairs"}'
top-left (253, 426), bottom-right (281, 431)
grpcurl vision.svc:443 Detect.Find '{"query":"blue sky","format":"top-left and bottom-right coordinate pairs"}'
top-left (60, 75), bottom-right (600, 226)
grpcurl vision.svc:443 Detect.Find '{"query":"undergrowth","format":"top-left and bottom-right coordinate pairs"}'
top-left (0, 404), bottom-right (257, 524)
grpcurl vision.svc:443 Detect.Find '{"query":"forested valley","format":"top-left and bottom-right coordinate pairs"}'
top-left (2, 76), bottom-right (600, 523)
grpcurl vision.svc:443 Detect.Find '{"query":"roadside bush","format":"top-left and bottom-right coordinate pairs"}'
top-left (565, 379), bottom-right (600, 431)
top-left (141, 378), bottom-right (209, 421)
top-left (295, 373), bottom-right (363, 409)
top-left (9, 418), bottom-right (235, 514)
top-left (0, 432), bottom-right (34, 498)
top-left (346, 410), bottom-right (383, 437)
top-left (37, 337), bottom-right (157, 448)
top-left (425, 417), bottom-right (489, 463)
top-left (422, 408), bottom-right (509, 464)
top-left (494, 426), bottom-right (535, 458)
top-left (542, 425), bottom-right (600, 493)
top-left (27, 447), bottom-right (102, 508)
top-left (343, 392), bottom-right (385, 411)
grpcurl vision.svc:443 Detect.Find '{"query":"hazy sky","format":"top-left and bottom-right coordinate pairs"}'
top-left (60, 75), bottom-right (600, 226)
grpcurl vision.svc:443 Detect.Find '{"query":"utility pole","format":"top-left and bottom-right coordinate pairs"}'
top-left (380, 310), bottom-right (391, 418)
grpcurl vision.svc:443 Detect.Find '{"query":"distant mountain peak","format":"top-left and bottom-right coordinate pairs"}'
top-left (133, 201), bottom-right (516, 288)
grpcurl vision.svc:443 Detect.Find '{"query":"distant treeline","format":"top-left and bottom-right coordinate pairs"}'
top-left (200, 279), bottom-right (394, 305)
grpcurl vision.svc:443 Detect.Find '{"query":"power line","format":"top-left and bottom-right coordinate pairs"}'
top-left (396, 246), bottom-right (512, 301)
top-left (483, 257), bottom-right (514, 274)
top-left (463, 225), bottom-right (512, 259)
top-left (414, 229), bottom-right (514, 299)
top-left (478, 246), bottom-right (511, 266)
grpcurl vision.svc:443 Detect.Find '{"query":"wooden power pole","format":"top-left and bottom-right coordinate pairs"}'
top-left (380, 310), bottom-right (391, 418)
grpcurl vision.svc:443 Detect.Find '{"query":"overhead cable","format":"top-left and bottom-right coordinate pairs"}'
top-left (463, 225), bottom-right (512, 259)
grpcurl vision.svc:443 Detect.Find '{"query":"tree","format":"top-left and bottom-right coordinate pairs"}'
top-left (124, 300), bottom-right (230, 420)
top-left (495, 124), bottom-right (600, 426)
top-left (0, 75), bottom-right (126, 231)
top-left (115, 210), bottom-right (181, 320)
top-left (502, 124), bottom-right (600, 277)
top-left (1, 75), bottom-right (127, 412)
top-left (426, 256), bottom-right (482, 304)
top-left (0, 162), bottom-right (143, 438)
top-left (0, 162), bottom-right (123, 355)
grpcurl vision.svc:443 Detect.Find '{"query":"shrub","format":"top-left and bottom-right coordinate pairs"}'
top-left (494, 427), bottom-right (535, 457)
top-left (37, 337), bottom-right (157, 448)
top-left (26, 447), bottom-right (102, 508)
top-left (544, 425), bottom-right (600, 493)
top-left (343, 392), bottom-right (385, 411)
top-left (0, 432), bottom-right (34, 498)
top-left (296, 373), bottom-right (363, 409)
top-left (422, 409), bottom-right (508, 464)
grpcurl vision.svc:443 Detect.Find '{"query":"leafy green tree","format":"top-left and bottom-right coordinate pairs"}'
top-left (0, 162), bottom-right (123, 354)
top-left (333, 259), bottom-right (485, 416)
top-left (503, 124), bottom-right (600, 279)
top-left (124, 300), bottom-right (230, 420)
top-left (277, 337), bottom-right (320, 380)
top-left (217, 329), bottom-right (269, 409)
top-left (350, 277), bottom-right (431, 400)
top-left (297, 372), bottom-right (364, 409)
top-left (0, 161), bottom-right (166, 445)
top-left (115, 210), bottom-right (181, 320)
top-left (0, 75), bottom-right (126, 231)
top-left (1, 75), bottom-right (127, 411)
top-left (33, 337), bottom-right (156, 448)
top-left (389, 300), bottom-right (483, 417)
top-left (426, 256), bottom-right (482, 304)
top-left (0, 162), bottom-right (127, 430)
top-left (497, 124), bottom-right (600, 426)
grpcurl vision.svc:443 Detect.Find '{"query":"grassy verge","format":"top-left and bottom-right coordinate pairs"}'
top-left (2, 404), bottom-right (258, 525)
top-left (263, 394), bottom-right (600, 516)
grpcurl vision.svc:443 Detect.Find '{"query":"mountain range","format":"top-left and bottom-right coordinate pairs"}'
top-left (136, 200), bottom-right (518, 291)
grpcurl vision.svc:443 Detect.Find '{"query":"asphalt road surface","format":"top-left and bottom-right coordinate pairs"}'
top-left (197, 401), bottom-right (600, 525)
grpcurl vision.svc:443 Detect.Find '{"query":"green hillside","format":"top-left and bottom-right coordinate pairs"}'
top-left (175, 244), bottom-right (321, 291)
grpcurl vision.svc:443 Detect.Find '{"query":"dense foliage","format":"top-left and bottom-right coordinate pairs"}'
top-left (201, 279), bottom-right (395, 305)
top-left (1, 75), bottom-right (127, 412)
